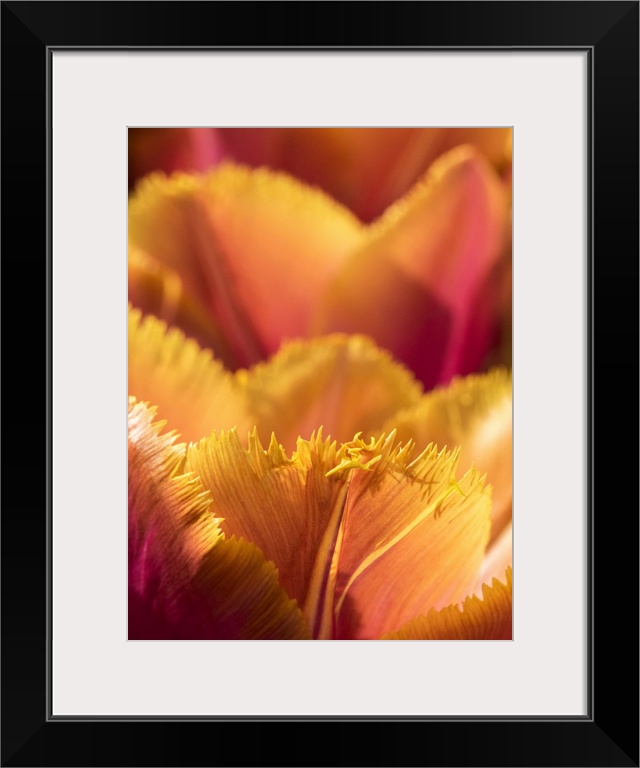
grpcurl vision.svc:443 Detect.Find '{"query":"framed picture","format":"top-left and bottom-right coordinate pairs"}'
top-left (127, 123), bottom-right (515, 648)
top-left (2, 2), bottom-right (637, 766)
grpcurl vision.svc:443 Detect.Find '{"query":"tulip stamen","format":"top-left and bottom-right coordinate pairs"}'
top-left (302, 477), bottom-right (351, 640)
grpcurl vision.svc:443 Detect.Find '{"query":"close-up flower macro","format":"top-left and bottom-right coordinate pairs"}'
top-left (128, 127), bottom-right (513, 641)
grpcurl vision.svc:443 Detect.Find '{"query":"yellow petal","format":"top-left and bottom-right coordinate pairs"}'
top-left (438, 128), bottom-right (512, 173)
top-left (128, 307), bottom-right (252, 445)
top-left (186, 430), bottom-right (491, 640)
top-left (129, 307), bottom-right (422, 451)
top-left (332, 437), bottom-right (492, 639)
top-left (174, 535), bottom-right (312, 640)
top-left (129, 246), bottom-right (237, 368)
top-left (185, 429), bottom-right (345, 615)
top-left (382, 567), bottom-right (512, 640)
top-left (242, 333), bottom-right (423, 450)
top-left (128, 398), bottom-right (310, 639)
top-left (129, 164), bottom-right (364, 366)
top-left (312, 145), bottom-right (510, 389)
top-left (385, 368), bottom-right (512, 544)
top-left (475, 522), bottom-right (512, 597)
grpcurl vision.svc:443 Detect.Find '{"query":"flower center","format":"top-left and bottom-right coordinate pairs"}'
top-left (302, 436), bottom-right (384, 639)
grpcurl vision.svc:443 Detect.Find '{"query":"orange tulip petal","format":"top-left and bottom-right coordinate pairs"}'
top-left (128, 307), bottom-right (252, 445)
top-left (386, 368), bottom-right (512, 544)
top-left (128, 398), bottom-right (220, 598)
top-left (354, 127), bottom-right (512, 222)
top-left (437, 128), bottom-right (512, 173)
top-left (243, 333), bottom-right (423, 451)
top-left (219, 128), bottom-right (423, 222)
top-left (475, 523), bottom-right (512, 600)
top-left (129, 164), bottom-right (363, 367)
top-left (129, 307), bottom-right (423, 452)
top-left (128, 398), bottom-right (310, 640)
top-left (129, 246), bottom-right (238, 368)
top-left (184, 429), bottom-right (345, 614)
top-left (313, 145), bottom-right (509, 389)
top-left (332, 439), bottom-right (492, 639)
top-left (382, 567), bottom-right (512, 640)
top-left (218, 127), bottom-right (512, 223)
top-left (186, 430), bottom-right (491, 640)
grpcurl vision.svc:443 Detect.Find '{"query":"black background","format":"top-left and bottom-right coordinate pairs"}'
top-left (2, 2), bottom-right (638, 766)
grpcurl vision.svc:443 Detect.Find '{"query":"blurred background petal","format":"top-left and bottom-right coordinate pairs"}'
top-left (128, 127), bottom-right (512, 386)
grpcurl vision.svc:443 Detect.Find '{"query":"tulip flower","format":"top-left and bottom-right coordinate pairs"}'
top-left (128, 143), bottom-right (510, 391)
top-left (128, 309), bottom-right (512, 640)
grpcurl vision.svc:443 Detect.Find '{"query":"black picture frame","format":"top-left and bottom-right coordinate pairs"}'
top-left (2, 2), bottom-right (638, 766)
